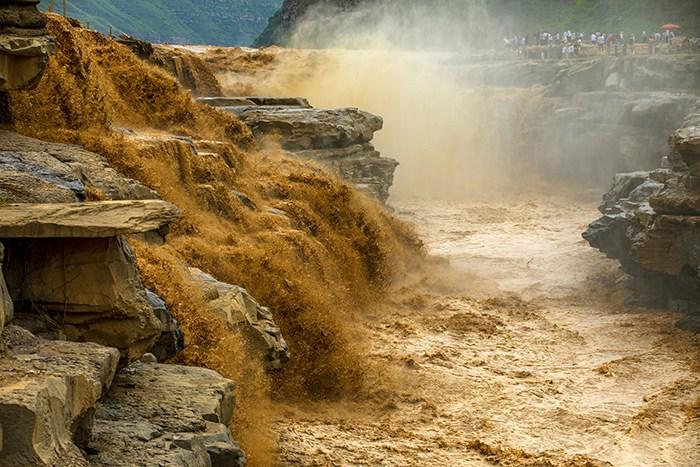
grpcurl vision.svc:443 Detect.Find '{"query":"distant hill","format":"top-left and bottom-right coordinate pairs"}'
top-left (38, 0), bottom-right (283, 46)
top-left (255, 0), bottom-right (700, 47)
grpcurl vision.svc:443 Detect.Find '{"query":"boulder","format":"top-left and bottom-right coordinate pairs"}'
top-left (88, 361), bottom-right (245, 467)
top-left (0, 0), bottom-right (53, 92)
top-left (0, 324), bottom-right (120, 466)
top-left (189, 267), bottom-right (289, 370)
top-left (0, 200), bottom-right (180, 238)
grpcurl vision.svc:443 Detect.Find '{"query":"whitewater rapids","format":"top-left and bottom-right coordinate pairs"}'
top-left (272, 195), bottom-right (700, 466)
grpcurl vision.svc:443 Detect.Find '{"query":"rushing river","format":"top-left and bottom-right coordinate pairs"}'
top-left (273, 195), bottom-right (700, 466)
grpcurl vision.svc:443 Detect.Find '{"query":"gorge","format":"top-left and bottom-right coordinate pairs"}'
top-left (1, 1), bottom-right (700, 466)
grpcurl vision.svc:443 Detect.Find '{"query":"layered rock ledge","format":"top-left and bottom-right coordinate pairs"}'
top-left (584, 113), bottom-right (700, 319)
top-left (198, 97), bottom-right (399, 202)
top-left (0, 0), bottom-right (53, 93)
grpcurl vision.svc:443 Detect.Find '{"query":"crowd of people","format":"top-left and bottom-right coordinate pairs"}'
top-left (504, 28), bottom-right (700, 58)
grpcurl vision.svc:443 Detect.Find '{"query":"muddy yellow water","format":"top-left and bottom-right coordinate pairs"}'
top-left (272, 196), bottom-right (700, 466)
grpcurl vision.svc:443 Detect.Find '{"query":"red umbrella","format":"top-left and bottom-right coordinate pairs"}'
top-left (661, 24), bottom-right (681, 30)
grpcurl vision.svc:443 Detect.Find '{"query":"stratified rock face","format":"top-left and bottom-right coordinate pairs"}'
top-left (0, 130), bottom-right (160, 202)
top-left (0, 200), bottom-right (180, 238)
top-left (0, 324), bottom-right (120, 467)
top-left (0, 0), bottom-right (53, 91)
top-left (2, 235), bottom-right (162, 363)
top-left (199, 97), bottom-right (399, 201)
top-left (584, 113), bottom-right (700, 313)
top-left (0, 131), bottom-right (181, 363)
top-left (88, 361), bottom-right (245, 467)
top-left (452, 55), bottom-right (700, 184)
top-left (189, 267), bottom-right (290, 370)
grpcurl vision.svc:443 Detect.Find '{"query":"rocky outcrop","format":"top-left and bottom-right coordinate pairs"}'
top-left (0, 130), bottom-right (182, 363)
top-left (88, 360), bottom-right (244, 467)
top-left (0, 209), bottom-right (175, 362)
top-left (0, 324), bottom-right (243, 466)
top-left (189, 267), bottom-right (289, 370)
top-left (454, 55), bottom-right (700, 95)
top-left (0, 324), bottom-right (120, 466)
top-left (448, 55), bottom-right (700, 185)
top-left (584, 113), bottom-right (700, 315)
top-left (0, 0), bottom-right (53, 93)
top-left (0, 130), bottom-right (160, 202)
top-left (199, 97), bottom-right (399, 201)
top-left (0, 200), bottom-right (180, 238)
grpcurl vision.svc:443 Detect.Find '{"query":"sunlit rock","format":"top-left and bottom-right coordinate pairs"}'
top-left (0, 325), bottom-right (120, 466)
top-left (88, 361), bottom-right (245, 466)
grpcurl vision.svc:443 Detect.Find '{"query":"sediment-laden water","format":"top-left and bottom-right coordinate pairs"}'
top-left (273, 196), bottom-right (700, 466)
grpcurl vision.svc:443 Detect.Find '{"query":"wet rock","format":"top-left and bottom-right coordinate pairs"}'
top-left (0, 197), bottom-right (179, 362)
top-left (0, 130), bottom-right (160, 202)
top-left (88, 361), bottom-right (245, 467)
top-left (0, 324), bottom-right (120, 466)
top-left (584, 113), bottom-right (700, 312)
top-left (0, 0), bottom-right (53, 92)
top-left (188, 267), bottom-right (289, 370)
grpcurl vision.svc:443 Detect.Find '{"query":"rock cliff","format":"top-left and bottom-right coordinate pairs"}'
top-left (198, 96), bottom-right (398, 202)
top-left (255, 0), bottom-right (367, 46)
top-left (584, 113), bottom-right (700, 321)
top-left (0, 127), bottom-right (293, 464)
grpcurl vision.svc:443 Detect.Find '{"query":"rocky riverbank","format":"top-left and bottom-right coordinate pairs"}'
top-left (584, 113), bottom-right (700, 324)
top-left (1, 9), bottom-right (422, 465)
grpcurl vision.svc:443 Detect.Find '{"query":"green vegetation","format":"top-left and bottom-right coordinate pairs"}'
top-left (38, 0), bottom-right (283, 46)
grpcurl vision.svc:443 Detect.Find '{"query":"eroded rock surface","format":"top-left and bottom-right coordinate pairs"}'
top-left (189, 267), bottom-right (289, 370)
top-left (584, 113), bottom-right (700, 313)
top-left (3, 236), bottom-right (162, 363)
top-left (0, 130), bottom-right (160, 202)
top-left (88, 361), bottom-right (245, 467)
top-left (0, 0), bottom-right (53, 92)
top-left (200, 98), bottom-right (399, 201)
top-left (0, 325), bottom-right (120, 467)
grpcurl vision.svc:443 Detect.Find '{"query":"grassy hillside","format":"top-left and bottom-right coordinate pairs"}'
top-left (39, 0), bottom-right (283, 45)
top-left (256, 0), bottom-right (700, 47)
